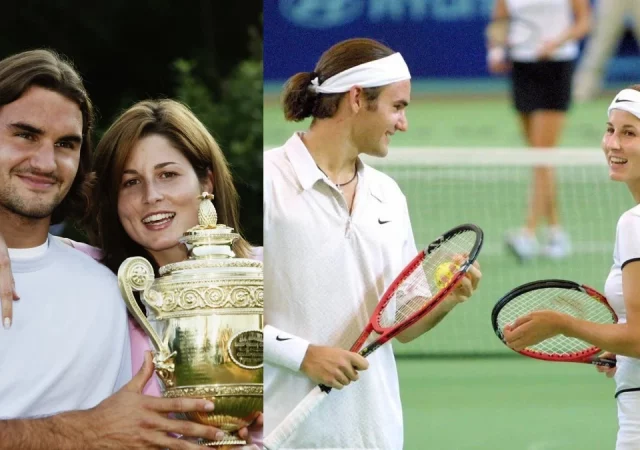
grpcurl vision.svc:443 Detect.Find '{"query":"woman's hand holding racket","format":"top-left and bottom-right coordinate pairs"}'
top-left (595, 352), bottom-right (617, 378)
top-left (503, 309), bottom-right (571, 351)
top-left (492, 280), bottom-right (617, 367)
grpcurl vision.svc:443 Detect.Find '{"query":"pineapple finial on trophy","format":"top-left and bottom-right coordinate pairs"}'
top-left (197, 192), bottom-right (217, 228)
top-left (178, 192), bottom-right (240, 261)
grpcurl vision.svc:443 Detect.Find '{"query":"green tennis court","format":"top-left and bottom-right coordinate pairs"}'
top-left (399, 359), bottom-right (616, 449)
top-left (265, 89), bottom-right (623, 449)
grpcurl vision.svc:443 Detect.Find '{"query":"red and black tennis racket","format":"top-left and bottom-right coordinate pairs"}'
top-left (264, 224), bottom-right (484, 450)
top-left (492, 279), bottom-right (617, 367)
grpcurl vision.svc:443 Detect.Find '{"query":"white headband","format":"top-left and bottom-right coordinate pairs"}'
top-left (608, 88), bottom-right (640, 120)
top-left (309, 52), bottom-right (411, 94)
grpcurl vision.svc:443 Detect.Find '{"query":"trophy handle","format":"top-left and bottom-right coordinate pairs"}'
top-left (117, 257), bottom-right (168, 356)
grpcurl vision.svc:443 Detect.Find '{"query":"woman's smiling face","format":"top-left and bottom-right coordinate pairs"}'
top-left (117, 133), bottom-right (212, 264)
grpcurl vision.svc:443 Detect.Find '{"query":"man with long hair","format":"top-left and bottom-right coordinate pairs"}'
top-left (263, 38), bottom-right (482, 448)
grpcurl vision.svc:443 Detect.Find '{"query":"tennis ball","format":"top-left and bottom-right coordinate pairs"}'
top-left (435, 262), bottom-right (459, 289)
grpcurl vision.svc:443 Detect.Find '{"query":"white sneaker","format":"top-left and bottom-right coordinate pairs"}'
top-left (505, 230), bottom-right (539, 262)
top-left (542, 229), bottom-right (572, 259)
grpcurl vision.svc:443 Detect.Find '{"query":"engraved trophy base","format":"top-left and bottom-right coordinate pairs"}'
top-left (198, 435), bottom-right (246, 447)
top-left (168, 384), bottom-right (262, 447)
top-left (178, 435), bottom-right (246, 447)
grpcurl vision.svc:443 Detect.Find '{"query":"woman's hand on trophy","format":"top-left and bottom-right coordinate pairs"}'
top-left (84, 352), bottom-right (228, 449)
top-left (185, 411), bottom-right (263, 449)
top-left (235, 412), bottom-right (263, 449)
top-left (0, 232), bottom-right (19, 330)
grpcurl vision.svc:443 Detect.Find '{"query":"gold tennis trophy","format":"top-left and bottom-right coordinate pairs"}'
top-left (118, 193), bottom-right (263, 447)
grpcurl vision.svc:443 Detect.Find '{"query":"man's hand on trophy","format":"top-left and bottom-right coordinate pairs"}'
top-left (0, 232), bottom-right (19, 331)
top-left (84, 352), bottom-right (227, 449)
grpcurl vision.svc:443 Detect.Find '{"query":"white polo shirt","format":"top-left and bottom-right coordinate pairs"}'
top-left (604, 204), bottom-right (640, 398)
top-left (263, 133), bottom-right (417, 449)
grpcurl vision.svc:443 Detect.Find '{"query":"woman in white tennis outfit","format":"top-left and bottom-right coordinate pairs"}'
top-left (503, 85), bottom-right (640, 449)
top-left (488, 0), bottom-right (591, 262)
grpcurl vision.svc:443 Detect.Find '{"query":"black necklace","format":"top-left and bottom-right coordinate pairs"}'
top-left (317, 164), bottom-right (358, 190)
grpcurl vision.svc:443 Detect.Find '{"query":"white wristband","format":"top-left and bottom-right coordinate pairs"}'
top-left (487, 47), bottom-right (506, 64)
top-left (264, 325), bottom-right (310, 372)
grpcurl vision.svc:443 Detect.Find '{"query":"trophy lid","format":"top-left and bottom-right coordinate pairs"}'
top-left (158, 193), bottom-right (261, 276)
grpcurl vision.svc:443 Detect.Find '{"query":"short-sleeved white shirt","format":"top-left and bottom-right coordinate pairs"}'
top-left (263, 133), bottom-right (417, 449)
top-left (604, 204), bottom-right (640, 397)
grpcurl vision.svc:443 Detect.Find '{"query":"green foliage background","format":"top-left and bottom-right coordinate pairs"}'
top-left (173, 30), bottom-right (263, 243)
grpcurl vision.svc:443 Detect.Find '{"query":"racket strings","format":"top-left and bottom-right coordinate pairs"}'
top-left (497, 288), bottom-right (614, 355)
top-left (378, 230), bottom-right (478, 328)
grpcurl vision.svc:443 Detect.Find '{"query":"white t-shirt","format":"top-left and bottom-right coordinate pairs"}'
top-left (506, 0), bottom-right (579, 62)
top-left (264, 133), bottom-right (417, 449)
top-left (604, 204), bottom-right (640, 397)
top-left (0, 237), bottom-right (131, 418)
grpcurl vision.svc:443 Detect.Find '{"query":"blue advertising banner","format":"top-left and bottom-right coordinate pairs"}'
top-left (265, 0), bottom-right (495, 80)
top-left (264, 0), bottom-right (639, 82)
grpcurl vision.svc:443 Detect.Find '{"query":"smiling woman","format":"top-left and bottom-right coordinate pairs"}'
top-left (604, 86), bottom-right (640, 189)
top-left (88, 99), bottom-right (251, 275)
top-left (117, 134), bottom-right (213, 268)
top-left (501, 84), bottom-right (640, 450)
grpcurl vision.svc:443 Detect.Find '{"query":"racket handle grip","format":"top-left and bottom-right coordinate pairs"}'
top-left (264, 385), bottom-right (329, 450)
top-left (592, 357), bottom-right (616, 368)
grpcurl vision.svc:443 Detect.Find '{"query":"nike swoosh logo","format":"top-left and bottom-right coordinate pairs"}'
top-left (615, 98), bottom-right (633, 103)
top-left (378, 219), bottom-right (391, 224)
top-left (276, 336), bottom-right (291, 341)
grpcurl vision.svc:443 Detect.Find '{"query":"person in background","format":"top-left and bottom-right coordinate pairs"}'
top-left (573, 0), bottom-right (640, 102)
top-left (487, 0), bottom-right (591, 262)
top-left (504, 85), bottom-right (640, 450)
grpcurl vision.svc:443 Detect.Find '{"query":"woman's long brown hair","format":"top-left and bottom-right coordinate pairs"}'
top-left (87, 99), bottom-right (251, 274)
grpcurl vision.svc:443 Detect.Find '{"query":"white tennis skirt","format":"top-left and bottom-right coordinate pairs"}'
top-left (617, 390), bottom-right (640, 449)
